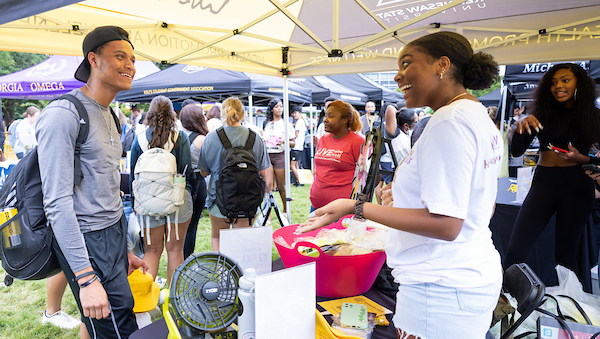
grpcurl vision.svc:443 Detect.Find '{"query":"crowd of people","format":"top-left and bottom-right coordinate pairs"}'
top-left (4, 24), bottom-right (599, 339)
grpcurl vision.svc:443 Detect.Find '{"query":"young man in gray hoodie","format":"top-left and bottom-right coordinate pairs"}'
top-left (36, 26), bottom-right (148, 339)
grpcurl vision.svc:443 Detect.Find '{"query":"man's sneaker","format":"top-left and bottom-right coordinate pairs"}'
top-left (41, 310), bottom-right (80, 329)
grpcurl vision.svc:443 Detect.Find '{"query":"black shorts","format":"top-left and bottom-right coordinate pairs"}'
top-left (53, 214), bottom-right (137, 339)
top-left (290, 149), bottom-right (302, 162)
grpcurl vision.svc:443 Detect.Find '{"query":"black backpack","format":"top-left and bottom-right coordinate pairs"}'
top-left (121, 125), bottom-right (136, 153)
top-left (214, 127), bottom-right (266, 223)
top-left (0, 94), bottom-right (120, 284)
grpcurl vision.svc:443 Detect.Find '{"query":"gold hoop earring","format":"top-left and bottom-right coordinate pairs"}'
top-left (574, 88), bottom-right (578, 101)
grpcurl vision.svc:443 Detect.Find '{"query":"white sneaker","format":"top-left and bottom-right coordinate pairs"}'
top-left (41, 310), bottom-right (81, 329)
top-left (158, 289), bottom-right (167, 305)
top-left (155, 277), bottom-right (167, 289)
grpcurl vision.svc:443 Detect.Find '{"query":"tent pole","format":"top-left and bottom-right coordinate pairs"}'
top-left (248, 94), bottom-right (253, 125)
top-left (500, 83), bottom-right (508, 137)
top-left (309, 103), bottom-right (314, 173)
top-left (283, 74), bottom-right (292, 222)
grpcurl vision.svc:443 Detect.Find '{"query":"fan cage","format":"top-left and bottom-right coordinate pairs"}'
top-left (170, 252), bottom-right (243, 333)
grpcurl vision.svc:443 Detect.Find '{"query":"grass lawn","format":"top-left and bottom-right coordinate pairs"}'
top-left (0, 184), bottom-right (311, 339)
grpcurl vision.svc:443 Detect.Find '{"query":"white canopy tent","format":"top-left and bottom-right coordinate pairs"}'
top-left (1, 1), bottom-right (599, 75)
top-left (1, 0), bottom-right (599, 219)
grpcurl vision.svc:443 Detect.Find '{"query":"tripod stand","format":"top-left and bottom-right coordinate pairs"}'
top-left (253, 191), bottom-right (290, 227)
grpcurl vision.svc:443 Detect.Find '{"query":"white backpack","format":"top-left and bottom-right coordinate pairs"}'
top-left (132, 131), bottom-right (185, 245)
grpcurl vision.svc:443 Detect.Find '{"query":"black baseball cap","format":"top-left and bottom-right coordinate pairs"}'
top-left (74, 26), bottom-right (134, 83)
top-left (324, 96), bottom-right (338, 104)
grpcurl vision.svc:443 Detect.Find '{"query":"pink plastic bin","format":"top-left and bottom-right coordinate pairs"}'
top-left (273, 215), bottom-right (386, 298)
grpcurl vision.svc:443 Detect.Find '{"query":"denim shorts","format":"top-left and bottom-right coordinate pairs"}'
top-left (393, 279), bottom-right (502, 339)
top-left (136, 189), bottom-right (193, 228)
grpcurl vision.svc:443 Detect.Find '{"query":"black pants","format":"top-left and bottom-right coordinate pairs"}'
top-left (52, 215), bottom-right (137, 339)
top-left (504, 165), bottom-right (595, 276)
top-left (183, 176), bottom-right (207, 259)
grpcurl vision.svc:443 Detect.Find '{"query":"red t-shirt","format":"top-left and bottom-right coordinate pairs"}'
top-left (310, 131), bottom-right (364, 209)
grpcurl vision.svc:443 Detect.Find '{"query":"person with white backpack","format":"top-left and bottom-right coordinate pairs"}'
top-left (129, 95), bottom-right (193, 286)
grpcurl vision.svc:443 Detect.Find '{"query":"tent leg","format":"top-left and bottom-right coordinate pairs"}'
top-left (283, 74), bottom-right (292, 222)
top-left (309, 104), bottom-right (314, 173)
top-left (248, 94), bottom-right (253, 125)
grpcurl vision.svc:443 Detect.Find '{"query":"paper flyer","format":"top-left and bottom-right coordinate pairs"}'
top-left (516, 166), bottom-right (533, 203)
top-left (318, 295), bottom-right (393, 317)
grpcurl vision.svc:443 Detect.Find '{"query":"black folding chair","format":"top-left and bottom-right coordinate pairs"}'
top-left (500, 263), bottom-right (546, 339)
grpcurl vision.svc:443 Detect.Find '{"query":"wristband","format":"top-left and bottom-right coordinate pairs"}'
top-left (354, 200), bottom-right (366, 221)
top-left (354, 193), bottom-right (368, 221)
top-left (79, 275), bottom-right (97, 288)
top-left (74, 271), bottom-right (96, 282)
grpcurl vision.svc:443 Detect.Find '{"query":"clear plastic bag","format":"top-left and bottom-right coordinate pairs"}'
top-left (506, 265), bottom-right (600, 337)
top-left (127, 214), bottom-right (144, 258)
top-left (545, 265), bottom-right (600, 326)
top-left (292, 218), bottom-right (387, 256)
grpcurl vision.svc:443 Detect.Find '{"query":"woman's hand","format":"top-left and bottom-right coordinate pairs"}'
top-left (554, 143), bottom-right (590, 163)
top-left (517, 115), bottom-right (542, 135)
top-left (127, 252), bottom-right (149, 275)
top-left (294, 199), bottom-right (354, 234)
top-left (381, 184), bottom-right (394, 206)
top-left (585, 170), bottom-right (600, 181)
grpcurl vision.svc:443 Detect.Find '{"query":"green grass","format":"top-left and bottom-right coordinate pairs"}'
top-left (0, 184), bottom-right (311, 339)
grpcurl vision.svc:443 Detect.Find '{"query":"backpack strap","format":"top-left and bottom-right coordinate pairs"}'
top-left (169, 131), bottom-right (179, 153)
top-left (216, 127), bottom-right (232, 149)
top-left (189, 132), bottom-right (200, 143)
top-left (139, 129), bottom-right (179, 153)
top-left (138, 129), bottom-right (150, 152)
top-left (109, 107), bottom-right (122, 135)
top-left (245, 129), bottom-right (257, 150)
top-left (52, 94), bottom-right (89, 186)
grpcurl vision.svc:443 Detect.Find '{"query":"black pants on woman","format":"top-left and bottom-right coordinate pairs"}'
top-left (504, 165), bottom-right (594, 276)
top-left (183, 175), bottom-right (207, 259)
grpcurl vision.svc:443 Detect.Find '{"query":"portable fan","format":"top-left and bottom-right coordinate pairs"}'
top-left (163, 252), bottom-right (243, 338)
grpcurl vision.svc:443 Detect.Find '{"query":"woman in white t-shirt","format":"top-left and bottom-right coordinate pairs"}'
top-left (15, 106), bottom-right (40, 158)
top-left (291, 106), bottom-right (306, 186)
top-left (262, 98), bottom-right (295, 213)
top-left (297, 31), bottom-right (503, 338)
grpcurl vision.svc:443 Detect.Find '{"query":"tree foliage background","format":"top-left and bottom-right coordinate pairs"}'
top-left (0, 52), bottom-right (50, 129)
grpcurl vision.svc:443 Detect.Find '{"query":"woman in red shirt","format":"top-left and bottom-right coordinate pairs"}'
top-left (310, 100), bottom-right (364, 210)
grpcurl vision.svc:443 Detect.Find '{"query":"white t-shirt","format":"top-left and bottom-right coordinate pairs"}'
top-left (389, 131), bottom-right (411, 165)
top-left (293, 119), bottom-right (307, 151)
top-left (386, 99), bottom-right (503, 288)
top-left (315, 123), bottom-right (327, 141)
top-left (15, 120), bottom-right (37, 153)
top-left (262, 119), bottom-right (294, 153)
top-left (207, 118), bottom-right (223, 132)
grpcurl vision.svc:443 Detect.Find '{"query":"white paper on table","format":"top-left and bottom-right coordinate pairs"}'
top-left (255, 262), bottom-right (316, 339)
top-left (220, 226), bottom-right (272, 275)
top-left (516, 166), bottom-right (533, 203)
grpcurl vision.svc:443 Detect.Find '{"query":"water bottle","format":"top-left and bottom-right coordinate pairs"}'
top-left (1, 208), bottom-right (21, 249)
top-left (238, 268), bottom-right (256, 339)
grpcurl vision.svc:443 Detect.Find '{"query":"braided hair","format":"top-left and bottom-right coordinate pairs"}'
top-left (146, 95), bottom-right (178, 148)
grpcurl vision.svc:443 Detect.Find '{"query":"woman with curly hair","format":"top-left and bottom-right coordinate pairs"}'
top-left (298, 31), bottom-right (503, 338)
top-left (262, 98), bottom-right (295, 213)
top-left (129, 95), bottom-right (193, 285)
top-left (309, 100), bottom-right (364, 210)
top-left (505, 63), bottom-right (600, 281)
